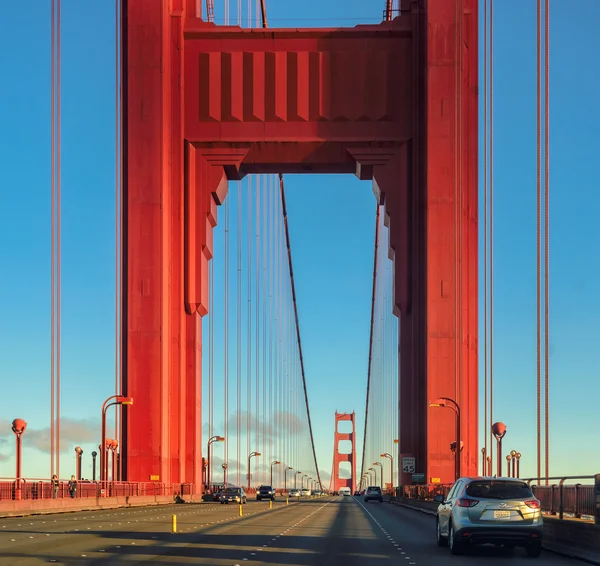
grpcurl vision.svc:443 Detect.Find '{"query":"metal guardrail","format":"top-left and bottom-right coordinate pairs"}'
top-left (398, 473), bottom-right (600, 525)
top-left (0, 478), bottom-right (175, 501)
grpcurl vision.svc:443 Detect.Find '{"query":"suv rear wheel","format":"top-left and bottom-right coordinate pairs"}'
top-left (526, 543), bottom-right (542, 558)
top-left (436, 519), bottom-right (447, 547)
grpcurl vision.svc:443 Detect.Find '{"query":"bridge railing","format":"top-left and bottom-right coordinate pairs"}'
top-left (397, 473), bottom-right (600, 525)
top-left (0, 478), bottom-right (168, 501)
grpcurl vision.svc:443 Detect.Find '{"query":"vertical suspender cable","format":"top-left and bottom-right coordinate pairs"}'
top-left (247, 177), bottom-right (253, 473)
top-left (50, 0), bottom-right (56, 479)
top-left (483, 0), bottom-right (488, 473)
top-left (237, 184), bottom-right (242, 486)
top-left (267, 176), bottom-right (273, 475)
top-left (543, 0), bottom-right (550, 483)
top-left (262, 176), bottom-right (267, 483)
top-left (536, 0), bottom-right (542, 485)
top-left (56, 0), bottom-right (62, 481)
top-left (255, 176), bottom-right (260, 463)
top-left (279, 174), bottom-right (322, 489)
top-left (489, 0), bottom-right (495, 472)
top-left (224, 194), bottom-right (230, 483)
top-left (209, 258), bottom-right (214, 486)
top-left (115, 0), bottom-right (123, 472)
top-left (50, 0), bottom-right (62, 479)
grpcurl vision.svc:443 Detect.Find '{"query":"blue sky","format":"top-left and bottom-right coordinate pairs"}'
top-left (0, 0), bottom-right (598, 484)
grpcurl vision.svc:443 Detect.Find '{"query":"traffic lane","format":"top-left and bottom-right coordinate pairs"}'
top-left (305, 495), bottom-right (406, 565)
top-left (0, 499), bottom-right (280, 565)
top-left (358, 498), bottom-right (585, 565)
top-left (130, 495), bottom-right (398, 565)
top-left (107, 497), bottom-right (338, 564)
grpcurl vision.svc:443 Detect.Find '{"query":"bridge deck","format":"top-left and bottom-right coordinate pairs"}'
top-left (0, 496), bottom-right (585, 565)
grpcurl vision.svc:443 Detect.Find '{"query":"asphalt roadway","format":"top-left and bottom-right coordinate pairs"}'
top-left (0, 495), bottom-right (587, 565)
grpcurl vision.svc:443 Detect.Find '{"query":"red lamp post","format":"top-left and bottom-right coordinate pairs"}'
top-left (381, 453), bottom-right (394, 490)
top-left (284, 466), bottom-right (293, 492)
top-left (101, 395), bottom-right (133, 481)
top-left (109, 440), bottom-right (118, 481)
top-left (74, 446), bottom-right (83, 480)
top-left (11, 419), bottom-right (27, 501)
top-left (91, 450), bottom-right (98, 481)
top-left (247, 451), bottom-right (260, 491)
top-left (491, 422), bottom-right (507, 477)
top-left (270, 460), bottom-right (280, 488)
top-left (206, 436), bottom-right (225, 493)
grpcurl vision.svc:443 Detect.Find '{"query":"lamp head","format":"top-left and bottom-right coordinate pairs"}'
top-left (11, 418), bottom-right (27, 434)
top-left (491, 421), bottom-right (507, 439)
top-left (116, 396), bottom-right (134, 405)
top-left (75, 446), bottom-right (83, 455)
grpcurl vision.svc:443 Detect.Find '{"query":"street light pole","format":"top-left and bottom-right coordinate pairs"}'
top-left (74, 446), bottom-right (83, 480)
top-left (510, 450), bottom-right (517, 477)
top-left (373, 462), bottom-right (383, 487)
top-left (206, 436), bottom-right (225, 493)
top-left (381, 453), bottom-right (394, 489)
top-left (295, 471), bottom-right (301, 489)
top-left (284, 467), bottom-right (293, 491)
top-left (270, 461), bottom-right (280, 488)
top-left (247, 451), bottom-right (261, 491)
top-left (101, 395), bottom-right (133, 482)
top-left (491, 422), bottom-right (507, 477)
top-left (429, 397), bottom-right (461, 481)
top-left (91, 450), bottom-right (98, 481)
top-left (11, 419), bottom-right (27, 500)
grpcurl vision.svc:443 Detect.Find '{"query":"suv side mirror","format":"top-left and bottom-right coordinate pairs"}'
top-left (433, 494), bottom-right (445, 504)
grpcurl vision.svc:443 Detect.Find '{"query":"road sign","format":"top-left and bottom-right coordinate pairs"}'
top-left (412, 473), bottom-right (425, 483)
top-left (402, 456), bottom-right (415, 474)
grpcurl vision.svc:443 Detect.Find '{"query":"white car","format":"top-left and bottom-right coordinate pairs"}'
top-left (301, 488), bottom-right (311, 496)
top-left (288, 488), bottom-right (301, 498)
top-left (338, 487), bottom-right (351, 496)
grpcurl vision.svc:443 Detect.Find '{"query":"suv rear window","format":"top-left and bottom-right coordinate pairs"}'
top-left (466, 480), bottom-right (533, 500)
top-left (367, 486), bottom-right (382, 492)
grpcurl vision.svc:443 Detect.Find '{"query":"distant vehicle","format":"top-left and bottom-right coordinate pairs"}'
top-left (256, 485), bottom-right (275, 501)
top-left (220, 487), bottom-right (247, 505)
top-left (338, 487), bottom-right (351, 496)
top-left (289, 488), bottom-right (301, 498)
top-left (364, 486), bottom-right (383, 503)
top-left (301, 488), bottom-right (311, 496)
top-left (435, 477), bottom-right (543, 557)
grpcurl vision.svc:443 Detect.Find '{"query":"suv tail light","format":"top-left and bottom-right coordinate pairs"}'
top-left (524, 499), bottom-right (540, 509)
top-left (456, 498), bottom-right (479, 507)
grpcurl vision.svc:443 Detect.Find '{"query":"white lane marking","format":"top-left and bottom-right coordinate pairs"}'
top-left (354, 498), bottom-right (417, 564)
top-left (238, 499), bottom-right (333, 563)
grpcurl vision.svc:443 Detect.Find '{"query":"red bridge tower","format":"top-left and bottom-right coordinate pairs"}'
top-left (331, 412), bottom-right (356, 493)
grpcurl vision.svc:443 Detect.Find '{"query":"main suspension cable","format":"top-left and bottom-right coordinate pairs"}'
top-left (361, 204), bottom-right (381, 482)
top-left (279, 174), bottom-right (322, 489)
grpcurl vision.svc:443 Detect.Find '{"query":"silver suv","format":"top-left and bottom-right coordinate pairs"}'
top-left (434, 477), bottom-right (543, 557)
